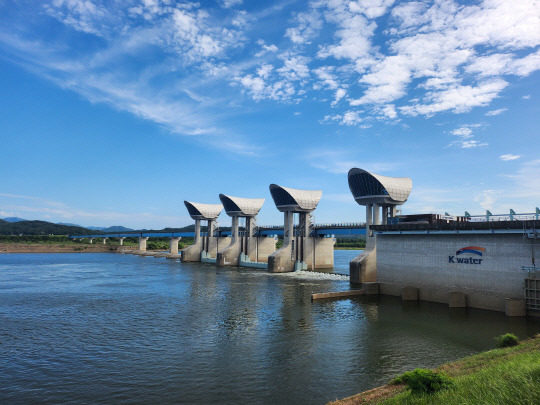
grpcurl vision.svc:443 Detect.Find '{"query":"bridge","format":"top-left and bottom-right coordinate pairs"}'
top-left (69, 222), bottom-right (367, 241)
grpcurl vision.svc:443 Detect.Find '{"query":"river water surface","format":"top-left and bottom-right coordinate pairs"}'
top-left (1, 252), bottom-right (539, 404)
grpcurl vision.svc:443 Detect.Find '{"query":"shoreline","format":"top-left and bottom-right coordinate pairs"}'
top-left (0, 243), bottom-right (123, 254)
top-left (328, 334), bottom-right (540, 404)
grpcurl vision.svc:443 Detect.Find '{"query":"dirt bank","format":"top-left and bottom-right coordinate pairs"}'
top-left (0, 243), bottom-right (122, 253)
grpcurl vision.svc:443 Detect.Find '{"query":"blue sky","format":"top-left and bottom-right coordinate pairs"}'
top-left (0, 0), bottom-right (539, 229)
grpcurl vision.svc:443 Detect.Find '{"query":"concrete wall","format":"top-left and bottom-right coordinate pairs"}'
top-left (217, 236), bottom-right (242, 266)
top-left (207, 237), bottom-right (230, 259)
top-left (350, 236), bottom-right (377, 284)
top-left (376, 233), bottom-right (535, 312)
top-left (181, 238), bottom-right (202, 262)
top-left (248, 237), bottom-right (278, 263)
top-left (304, 237), bottom-right (336, 270)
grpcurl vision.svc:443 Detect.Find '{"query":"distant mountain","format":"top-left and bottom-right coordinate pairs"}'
top-left (102, 226), bottom-right (134, 232)
top-left (87, 226), bottom-right (106, 231)
top-left (0, 220), bottom-right (100, 236)
top-left (57, 222), bottom-right (83, 227)
top-left (3, 217), bottom-right (27, 223)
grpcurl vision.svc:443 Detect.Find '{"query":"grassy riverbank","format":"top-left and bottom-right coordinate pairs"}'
top-left (0, 235), bottom-right (194, 253)
top-left (331, 334), bottom-right (540, 405)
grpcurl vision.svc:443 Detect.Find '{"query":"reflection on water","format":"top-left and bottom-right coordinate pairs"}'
top-left (0, 252), bottom-right (539, 404)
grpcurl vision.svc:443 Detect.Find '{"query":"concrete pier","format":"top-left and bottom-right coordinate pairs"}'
top-left (169, 237), bottom-right (181, 255)
top-left (102, 237), bottom-right (108, 245)
top-left (267, 184), bottom-right (333, 273)
top-left (181, 201), bottom-right (223, 262)
top-left (138, 237), bottom-right (149, 252)
top-left (119, 237), bottom-right (125, 246)
top-left (348, 168), bottom-right (412, 285)
top-left (216, 194), bottom-right (272, 267)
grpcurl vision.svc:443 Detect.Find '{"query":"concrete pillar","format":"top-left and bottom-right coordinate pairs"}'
top-left (89, 238), bottom-right (94, 244)
top-left (169, 237), bottom-right (181, 254)
top-left (284, 211), bottom-right (293, 245)
top-left (299, 212), bottom-right (309, 263)
top-left (119, 237), bottom-right (125, 246)
top-left (206, 219), bottom-right (215, 252)
top-left (138, 237), bottom-right (149, 251)
top-left (366, 204), bottom-right (372, 236)
top-left (194, 219), bottom-right (201, 243)
top-left (382, 206), bottom-right (388, 225)
top-left (181, 219), bottom-right (203, 262)
top-left (102, 237), bottom-right (108, 245)
top-left (216, 216), bottom-right (241, 266)
top-left (267, 210), bottom-right (296, 273)
top-left (245, 217), bottom-right (253, 254)
top-left (390, 205), bottom-right (397, 218)
top-left (373, 204), bottom-right (380, 225)
top-left (231, 216), bottom-right (239, 243)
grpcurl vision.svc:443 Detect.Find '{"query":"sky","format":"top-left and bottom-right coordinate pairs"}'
top-left (0, 0), bottom-right (539, 229)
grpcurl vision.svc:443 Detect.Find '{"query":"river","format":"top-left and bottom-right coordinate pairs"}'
top-left (1, 251), bottom-right (539, 404)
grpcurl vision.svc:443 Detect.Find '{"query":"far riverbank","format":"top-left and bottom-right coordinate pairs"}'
top-left (0, 243), bottom-right (121, 253)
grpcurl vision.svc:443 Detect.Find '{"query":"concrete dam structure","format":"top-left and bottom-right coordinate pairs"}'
top-left (348, 168), bottom-right (412, 284)
top-left (216, 194), bottom-right (277, 267)
top-left (347, 167), bottom-right (539, 316)
top-left (267, 184), bottom-right (335, 273)
top-left (368, 221), bottom-right (539, 316)
top-left (181, 201), bottom-right (228, 262)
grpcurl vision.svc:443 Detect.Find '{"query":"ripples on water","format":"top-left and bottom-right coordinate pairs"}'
top-left (1, 252), bottom-right (539, 404)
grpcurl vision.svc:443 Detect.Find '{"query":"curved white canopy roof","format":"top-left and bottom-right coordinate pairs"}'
top-left (184, 201), bottom-right (223, 220)
top-left (269, 184), bottom-right (322, 212)
top-left (348, 168), bottom-right (412, 205)
top-left (219, 194), bottom-right (265, 217)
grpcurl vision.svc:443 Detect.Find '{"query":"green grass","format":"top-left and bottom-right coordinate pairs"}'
top-left (379, 337), bottom-right (540, 405)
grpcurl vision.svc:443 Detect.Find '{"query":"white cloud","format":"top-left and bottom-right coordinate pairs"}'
top-left (500, 154), bottom-right (520, 161)
top-left (448, 124), bottom-right (487, 148)
top-left (460, 140), bottom-right (488, 149)
top-left (401, 80), bottom-right (508, 116)
top-left (277, 54), bottom-right (310, 81)
top-left (474, 190), bottom-right (497, 210)
top-left (221, 0), bottom-right (243, 8)
top-left (285, 9), bottom-right (322, 44)
top-left (255, 40), bottom-right (278, 57)
top-left (522, 95), bottom-right (531, 99)
top-left (332, 88), bottom-right (347, 106)
top-left (485, 108), bottom-right (507, 116)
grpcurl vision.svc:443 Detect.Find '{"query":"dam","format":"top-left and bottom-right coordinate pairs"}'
top-left (347, 167), bottom-right (539, 317)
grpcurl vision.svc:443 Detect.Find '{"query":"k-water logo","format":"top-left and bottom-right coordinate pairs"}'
top-left (448, 246), bottom-right (486, 264)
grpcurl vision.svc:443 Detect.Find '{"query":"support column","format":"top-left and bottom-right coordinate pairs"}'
top-left (206, 219), bottom-right (215, 252)
top-left (366, 204), bottom-right (373, 236)
top-left (89, 238), bottom-right (94, 244)
top-left (373, 204), bottom-right (380, 225)
top-left (194, 219), bottom-right (201, 243)
top-left (138, 237), bottom-right (149, 251)
top-left (231, 216), bottom-right (239, 243)
top-left (245, 217), bottom-right (253, 254)
top-left (284, 211), bottom-right (293, 245)
top-left (169, 237), bottom-right (181, 254)
top-left (216, 216), bottom-right (240, 266)
top-left (268, 210), bottom-right (296, 273)
top-left (119, 237), bottom-right (125, 246)
top-left (382, 205), bottom-right (388, 225)
top-left (181, 219), bottom-right (203, 262)
top-left (102, 237), bottom-right (108, 245)
top-left (390, 205), bottom-right (397, 218)
top-left (299, 212), bottom-right (309, 263)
